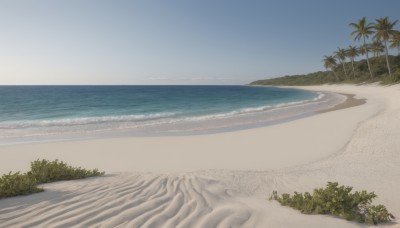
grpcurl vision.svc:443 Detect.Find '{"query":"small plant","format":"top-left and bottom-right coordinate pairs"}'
top-left (0, 172), bottom-right (43, 198)
top-left (28, 159), bottom-right (105, 183)
top-left (0, 159), bottom-right (105, 199)
top-left (270, 182), bottom-right (394, 225)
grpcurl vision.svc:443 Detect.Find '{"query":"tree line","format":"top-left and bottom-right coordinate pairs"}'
top-left (323, 17), bottom-right (399, 82)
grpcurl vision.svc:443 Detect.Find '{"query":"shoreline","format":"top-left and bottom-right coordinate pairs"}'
top-left (318, 93), bottom-right (366, 113)
top-left (0, 89), bottom-right (346, 147)
top-left (1, 84), bottom-right (399, 227)
top-left (0, 88), bottom-right (372, 175)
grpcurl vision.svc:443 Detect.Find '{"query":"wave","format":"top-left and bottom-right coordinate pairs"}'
top-left (0, 92), bottom-right (326, 130)
top-left (0, 113), bottom-right (177, 129)
top-left (183, 92), bottom-right (326, 121)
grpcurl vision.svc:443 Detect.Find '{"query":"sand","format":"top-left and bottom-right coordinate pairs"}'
top-left (1, 84), bottom-right (399, 227)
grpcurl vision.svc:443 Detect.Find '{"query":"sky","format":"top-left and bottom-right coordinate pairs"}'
top-left (1, 0), bottom-right (399, 85)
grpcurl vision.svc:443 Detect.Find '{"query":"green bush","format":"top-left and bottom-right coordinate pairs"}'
top-left (0, 172), bottom-right (43, 198)
top-left (270, 182), bottom-right (394, 225)
top-left (0, 159), bottom-right (105, 199)
top-left (28, 159), bottom-right (105, 183)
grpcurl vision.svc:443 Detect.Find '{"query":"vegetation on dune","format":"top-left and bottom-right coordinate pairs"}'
top-left (0, 172), bottom-right (43, 198)
top-left (270, 182), bottom-right (395, 225)
top-left (250, 16), bottom-right (400, 86)
top-left (0, 159), bottom-right (105, 199)
top-left (28, 159), bottom-right (104, 183)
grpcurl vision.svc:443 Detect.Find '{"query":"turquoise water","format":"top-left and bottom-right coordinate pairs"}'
top-left (0, 85), bottom-right (336, 143)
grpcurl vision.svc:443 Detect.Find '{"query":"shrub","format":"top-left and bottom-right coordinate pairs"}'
top-left (0, 159), bottom-right (105, 199)
top-left (28, 159), bottom-right (105, 183)
top-left (0, 172), bottom-right (43, 198)
top-left (270, 182), bottom-right (394, 225)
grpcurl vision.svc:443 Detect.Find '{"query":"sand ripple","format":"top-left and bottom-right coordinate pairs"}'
top-left (0, 174), bottom-right (255, 228)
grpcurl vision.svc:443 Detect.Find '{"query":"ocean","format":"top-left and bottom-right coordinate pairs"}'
top-left (0, 85), bottom-right (343, 145)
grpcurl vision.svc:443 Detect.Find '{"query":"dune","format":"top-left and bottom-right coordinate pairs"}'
top-left (1, 84), bottom-right (400, 227)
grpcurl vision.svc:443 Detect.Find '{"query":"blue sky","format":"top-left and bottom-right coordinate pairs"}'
top-left (1, 0), bottom-right (399, 85)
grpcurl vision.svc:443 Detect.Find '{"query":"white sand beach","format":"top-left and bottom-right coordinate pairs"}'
top-left (1, 84), bottom-right (400, 227)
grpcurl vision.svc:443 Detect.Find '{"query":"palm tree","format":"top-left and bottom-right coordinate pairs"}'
top-left (370, 41), bottom-right (385, 57)
top-left (346, 46), bottom-right (359, 78)
top-left (323, 55), bottom-right (339, 80)
top-left (334, 48), bottom-right (349, 80)
top-left (373, 17), bottom-right (398, 79)
top-left (389, 31), bottom-right (400, 55)
top-left (350, 17), bottom-right (374, 79)
top-left (358, 44), bottom-right (371, 78)
top-left (359, 44), bottom-right (370, 56)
